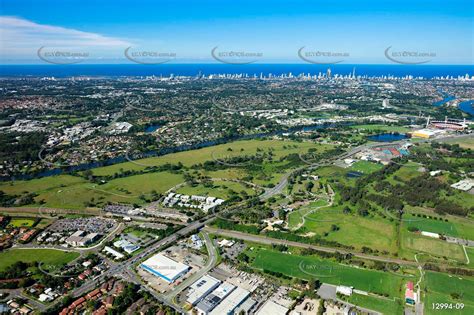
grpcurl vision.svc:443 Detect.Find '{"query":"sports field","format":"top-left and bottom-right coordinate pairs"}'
top-left (350, 161), bottom-right (383, 174)
top-left (0, 248), bottom-right (79, 272)
top-left (400, 229), bottom-right (466, 262)
top-left (250, 248), bottom-right (403, 297)
top-left (424, 271), bottom-right (474, 315)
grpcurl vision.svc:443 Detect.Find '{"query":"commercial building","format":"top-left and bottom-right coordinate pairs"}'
top-left (195, 282), bottom-right (235, 315)
top-left (103, 246), bottom-right (124, 260)
top-left (140, 253), bottom-right (190, 283)
top-left (411, 129), bottom-right (443, 139)
top-left (209, 286), bottom-right (250, 315)
top-left (186, 275), bottom-right (221, 306)
top-left (66, 231), bottom-right (101, 247)
top-left (113, 239), bottom-right (140, 254)
top-left (256, 300), bottom-right (289, 315)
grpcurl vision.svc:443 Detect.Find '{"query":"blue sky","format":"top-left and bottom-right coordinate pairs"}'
top-left (0, 0), bottom-right (473, 64)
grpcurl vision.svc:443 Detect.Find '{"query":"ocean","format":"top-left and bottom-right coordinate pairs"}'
top-left (0, 64), bottom-right (473, 78)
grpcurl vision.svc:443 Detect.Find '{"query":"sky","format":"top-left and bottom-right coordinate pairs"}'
top-left (0, 0), bottom-right (473, 64)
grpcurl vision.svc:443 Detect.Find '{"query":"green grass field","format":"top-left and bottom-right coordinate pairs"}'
top-left (424, 272), bottom-right (474, 315)
top-left (350, 124), bottom-right (411, 133)
top-left (403, 207), bottom-right (474, 240)
top-left (404, 216), bottom-right (460, 237)
top-left (347, 293), bottom-right (404, 315)
top-left (250, 248), bottom-right (403, 297)
top-left (176, 180), bottom-right (256, 199)
top-left (465, 247), bottom-right (474, 268)
top-left (7, 218), bottom-right (36, 228)
top-left (92, 139), bottom-right (330, 176)
top-left (0, 171), bottom-right (184, 209)
top-left (350, 161), bottom-right (384, 174)
top-left (400, 229), bottom-right (466, 262)
top-left (287, 199), bottom-right (329, 229)
top-left (442, 136), bottom-right (474, 150)
top-left (302, 206), bottom-right (398, 253)
top-left (0, 139), bottom-right (332, 210)
top-left (0, 248), bottom-right (79, 272)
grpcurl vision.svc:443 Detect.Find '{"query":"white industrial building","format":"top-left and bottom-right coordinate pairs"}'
top-left (209, 286), bottom-right (250, 315)
top-left (140, 253), bottom-right (190, 283)
top-left (186, 275), bottom-right (221, 306)
top-left (256, 300), bottom-right (289, 315)
top-left (195, 282), bottom-right (236, 315)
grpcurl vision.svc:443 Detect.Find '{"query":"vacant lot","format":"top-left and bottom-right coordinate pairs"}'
top-left (0, 248), bottom-right (79, 272)
top-left (7, 217), bottom-right (36, 228)
top-left (0, 171), bottom-right (184, 209)
top-left (347, 293), bottom-right (403, 315)
top-left (176, 180), bottom-right (256, 199)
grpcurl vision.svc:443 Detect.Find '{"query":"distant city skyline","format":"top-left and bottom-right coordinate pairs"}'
top-left (1, 0), bottom-right (473, 64)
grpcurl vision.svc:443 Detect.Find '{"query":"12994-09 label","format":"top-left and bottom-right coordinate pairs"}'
top-left (432, 303), bottom-right (464, 310)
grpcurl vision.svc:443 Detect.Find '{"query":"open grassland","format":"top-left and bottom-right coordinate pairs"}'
top-left (92, 139), bottom-right (331, 176)
top-left (465, 247), bottom-right (474, 268)
top-left (387, 161), bottom-right (424, 184)
top-left (302, 207), bottom-right (398, 253)
top-left (0, 248), bottom-right (79, 272)
top-left (0, 172), bottom-right (184, 209)
top-left (287, 199), bottom-right (329, 229)
top-left (347, 293), bottom-right (404, 315)
top-left (350, 124), bottom-right (411, 133)
top-left (400, 229), bottom-right (466, 262)
top-left (424, 272), bottom-right (474, 315)
top-left (442, 136), bottom-right (474, 150)
top-left (7, 217), bottom-right (36, 228)
top-left (0, 139), bottom-right (333, 210)
top-left (176, 180), bottom-right (257, 199)
top-left (249, 248), bottom-right (403, 297)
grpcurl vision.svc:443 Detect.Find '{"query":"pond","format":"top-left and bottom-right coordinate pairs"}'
top-left (368, 133), bottom-right (409, 142)
top-left (144, 125), bottom-right (161, 133)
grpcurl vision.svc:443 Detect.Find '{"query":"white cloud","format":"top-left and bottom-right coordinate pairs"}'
top-left (0, 16), bottom-right (131, 60)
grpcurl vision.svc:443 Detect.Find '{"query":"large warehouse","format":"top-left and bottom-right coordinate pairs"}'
top-left (140, 253), bottom-right (190, 283)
